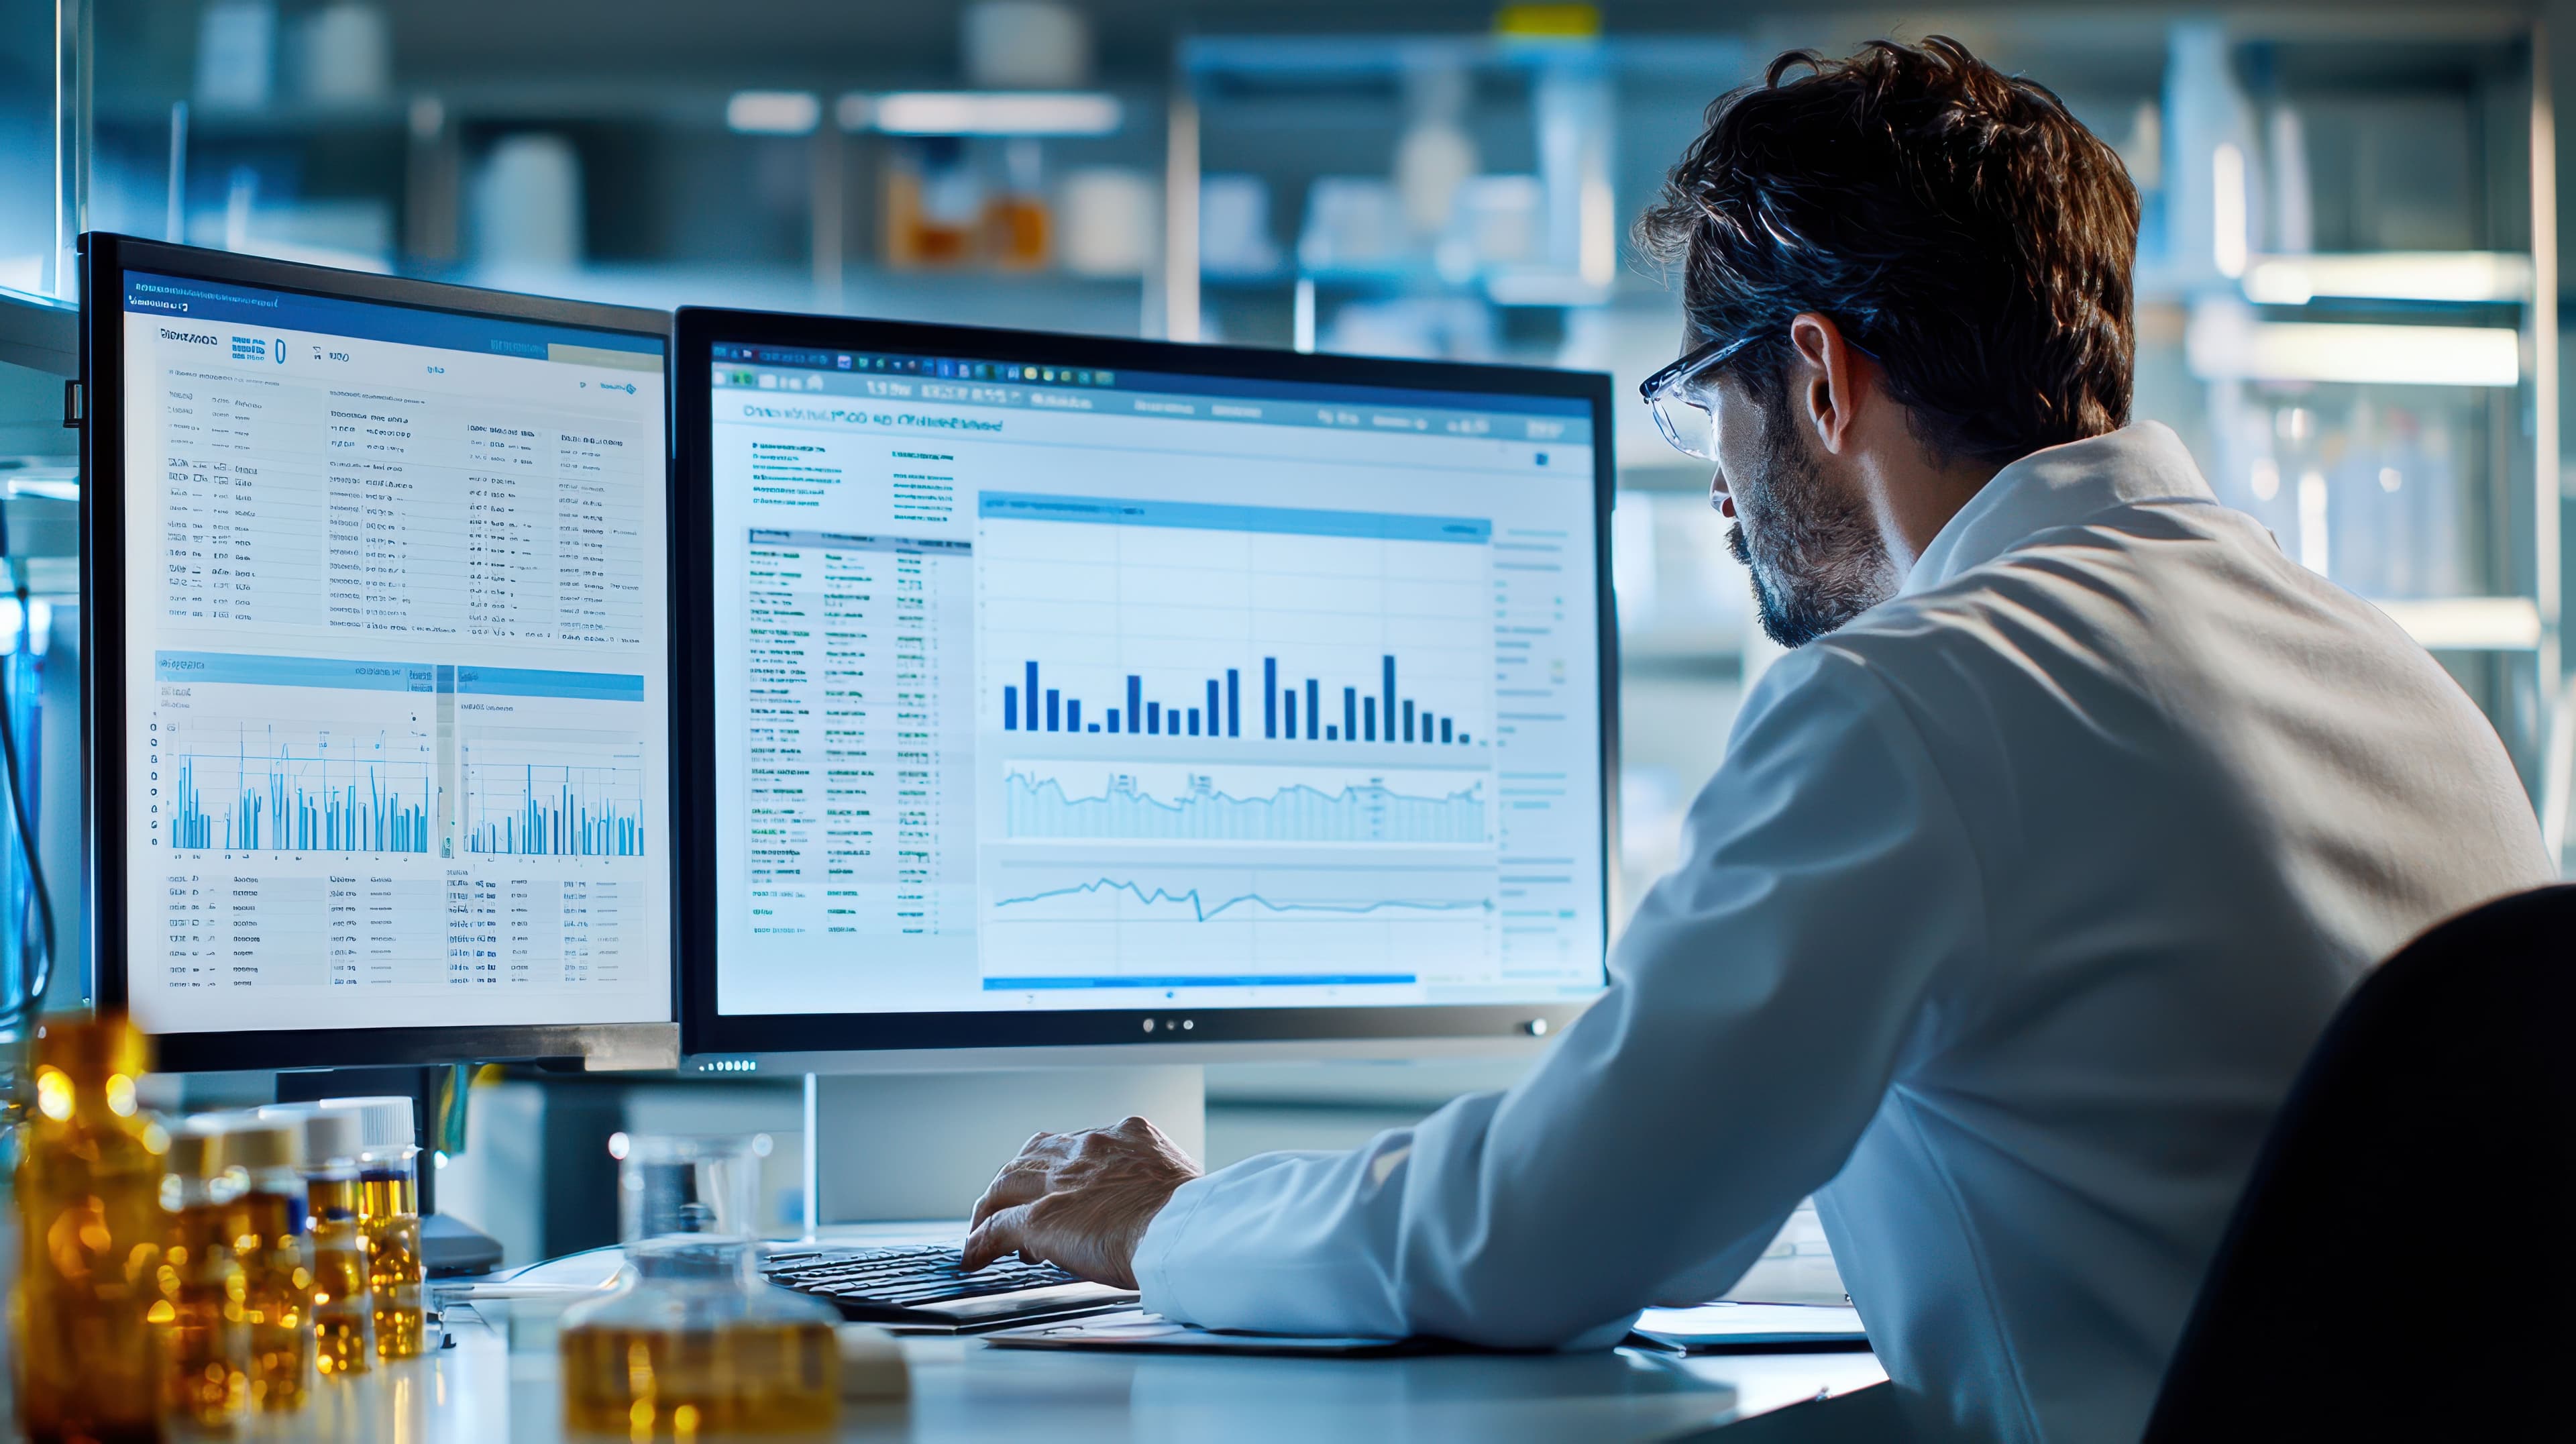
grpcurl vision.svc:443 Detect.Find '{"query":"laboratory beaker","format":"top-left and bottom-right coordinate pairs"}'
top-left (559, 1133), bottom-right (840, 1438)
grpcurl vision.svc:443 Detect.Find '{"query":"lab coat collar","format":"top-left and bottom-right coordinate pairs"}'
top-left (1901, 421), bottom-right (2217, 596)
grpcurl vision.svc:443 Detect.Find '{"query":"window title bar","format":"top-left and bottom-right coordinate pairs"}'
top-left (125, 272), bottom-right (666, 362)
top-left (714, 348), bottom-right (1593, 446)
top-left (710, 343), bottom-right (1590, 419)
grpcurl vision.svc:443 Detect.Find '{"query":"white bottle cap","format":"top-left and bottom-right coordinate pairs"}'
top-left (297, 1107), bottom-right (366, 1166)
top-left (319, 1095), bottom-right (417, 1151)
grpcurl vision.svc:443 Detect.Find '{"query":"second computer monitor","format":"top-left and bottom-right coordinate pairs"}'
top-left (677, 312), bottom-right (1615, 1060)
top-left (86, 236), bottom-right (680, 1072)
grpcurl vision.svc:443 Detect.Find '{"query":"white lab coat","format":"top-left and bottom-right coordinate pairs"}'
top-left (1131, 422), bottom-right (2553, 1442)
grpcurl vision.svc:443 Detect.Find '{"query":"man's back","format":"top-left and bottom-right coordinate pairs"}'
top-left (1124, 423), bottom-right (2546, 1443)
top-left (1807, 421), bottom-right (2548, 1439)
top-left (955, 39), bottom-right (2553, 1444)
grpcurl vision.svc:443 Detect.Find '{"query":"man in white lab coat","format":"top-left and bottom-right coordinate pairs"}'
top-left (959, 37), bottom-right (2554, 1442)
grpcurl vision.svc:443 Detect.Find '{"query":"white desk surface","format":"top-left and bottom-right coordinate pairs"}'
top-left (362, 1224), bottom-right (1884, 1442)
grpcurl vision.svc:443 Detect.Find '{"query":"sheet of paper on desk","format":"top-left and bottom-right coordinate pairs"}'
top-left (983, 1310), bottom-right (1439, 1357)
top-left (1633, 1302), bottom-right (1869, 1351)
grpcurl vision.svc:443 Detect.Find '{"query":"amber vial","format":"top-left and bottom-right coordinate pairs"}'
top-left (220, 1116), bottom-right (313, 1412)
top-left (357, 1167), bottom-right (422, 1359)
top-left (156, 1125), bottom-right (248, 1430)
top-left (292, 1109), bottom-right (375, 1376)
top-left (11, 1013), bottom-right (168, 1444)
top-left (324, 1098), bottom-right (425, 1360)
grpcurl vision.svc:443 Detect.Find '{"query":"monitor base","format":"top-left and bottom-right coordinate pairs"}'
top-left (421, 1211), bottom-right (507, 1277)
top-left (802, 1066), bottom-right (1205, 1231)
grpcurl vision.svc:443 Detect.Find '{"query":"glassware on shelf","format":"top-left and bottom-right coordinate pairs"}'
top-left (11, 1013), bottom-right (168, 1444)
top-left (157, 1123), bottom-right (248, 1430)
top-left (219, 1115), bottom-right (313, 1412)
top-left (2210, 391), bottom-right (2471, 601)
top-left (884, 137), bottom-right (983, 269)
top-left (559, 1133), bottom-right (841, 1437)
top-left (983, 138), bottom-right (1054, 272)
top-left (1057, 166), bottom-right (1157, 278)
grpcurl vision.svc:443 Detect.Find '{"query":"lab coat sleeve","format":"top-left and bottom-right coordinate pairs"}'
top-left (1131, 646), bottom-right (1986, 1346)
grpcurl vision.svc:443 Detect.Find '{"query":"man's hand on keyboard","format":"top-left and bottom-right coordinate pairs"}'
top-left (960, 1116), bottom-right (1203, 1290)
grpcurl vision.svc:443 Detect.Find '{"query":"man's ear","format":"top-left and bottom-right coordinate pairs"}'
top-left (1788, 312), bottom-right (1863, 456)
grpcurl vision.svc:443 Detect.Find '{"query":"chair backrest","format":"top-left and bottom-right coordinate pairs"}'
top-left (2143, 884), bottom-right (2576, 1440)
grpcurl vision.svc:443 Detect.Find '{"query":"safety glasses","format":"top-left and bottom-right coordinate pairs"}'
top-left (1636, 333), bottom-right (1764, 461)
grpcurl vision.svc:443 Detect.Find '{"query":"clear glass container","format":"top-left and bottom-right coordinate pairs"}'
top-left (321, 1097), bottom-right (423, 1359)
top-left (559, 1133), bottom-right (840, 1437)
top-left (11, 1013), bottom-right (168, 1444)
top-left (218, 1115), bottom-right (312, 1412)
top-left (156, 1124), bottom-right (247, 1429)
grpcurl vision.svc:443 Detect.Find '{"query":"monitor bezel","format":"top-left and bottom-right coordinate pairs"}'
top-left (673, 306), bottom-right (1622, 1062)
top-left (81, 233), bottom-right (683, 1072)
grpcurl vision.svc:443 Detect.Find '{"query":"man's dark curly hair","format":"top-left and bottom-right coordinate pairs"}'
top-left (1636, 36), bottom-right (2139, 469)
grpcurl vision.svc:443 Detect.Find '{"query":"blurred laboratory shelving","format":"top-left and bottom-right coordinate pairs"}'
top-left (3, 1), bottom-right (2571, 898)
top-left (2154, 21), bottom-right (2559, 803)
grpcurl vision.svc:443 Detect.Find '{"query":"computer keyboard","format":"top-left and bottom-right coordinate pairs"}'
top-left (759, 1244), bottom-right (1136, 1331)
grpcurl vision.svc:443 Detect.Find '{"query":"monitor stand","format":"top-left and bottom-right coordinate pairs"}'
top-left (802, 1065), bottom-right (1205, 1234)
top-left (276, 1065), bottom-right (506, 1276)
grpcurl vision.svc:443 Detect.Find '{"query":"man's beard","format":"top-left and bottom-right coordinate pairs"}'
top-left (1725, 400), bottom-right (1896, 648)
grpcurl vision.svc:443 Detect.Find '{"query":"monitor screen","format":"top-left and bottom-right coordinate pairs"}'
top-left (113, 264), bottom-right (673, 1037)
top-left (700, 336), bottom-right (1609, 1023)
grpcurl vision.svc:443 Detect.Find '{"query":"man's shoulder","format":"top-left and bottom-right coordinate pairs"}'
top-left (1833, 495), bottom-right (2336, 665)
top-left (1772, 492), bottom-right (2477, 786)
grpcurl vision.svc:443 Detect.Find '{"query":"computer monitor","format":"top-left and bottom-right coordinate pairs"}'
top-left (674, 310), bottom-right (1617, 1069)
top-left (83, 236), bottom-right (681, 1073)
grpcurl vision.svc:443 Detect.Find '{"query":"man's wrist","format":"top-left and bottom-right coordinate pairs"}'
top-left (1128, 1171), bottom-right (1212, 1316)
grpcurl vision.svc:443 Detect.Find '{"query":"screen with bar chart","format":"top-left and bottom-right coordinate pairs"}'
top-left (112, 261), bottom-right (672, 1036)
top-left (701, 328), bottom-right (1610, 1022)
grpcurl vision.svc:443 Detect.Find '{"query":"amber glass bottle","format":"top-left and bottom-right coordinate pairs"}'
top-left (290, 1109), bottom-right (375, 1376)
top-left (156, 1125), bottom-right (247, 1429)
top-left (322, 1098), bottom-right (423, 1359)
top-left (219, 1115), bottom-right (313, 1412)
top-left (11, 1013), bottom-right (168, 1444)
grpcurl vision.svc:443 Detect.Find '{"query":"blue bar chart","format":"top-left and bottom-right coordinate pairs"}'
top-left (973, 490), bottom-right (1502, 992)
top-left (976, 491), bottom-right (1493, 758)
top-left (461, 748), bottom-right (648, 858)
top-left (1002, 654), bottom-right (1470, 746)
top-left (168, 726), bottom-right (434, 854)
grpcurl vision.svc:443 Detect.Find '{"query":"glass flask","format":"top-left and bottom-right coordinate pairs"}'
top-left (156, 1123), bottom-right (248, 1429)
top-left (219, 1114), bottom-right (313, 1412)
top-left (559, 1133), bottom-right (841, 1438)
top-left (11, 1013), bottom-right (168, 1444)
top-left (320, 1097), bottom-right (423, 1359)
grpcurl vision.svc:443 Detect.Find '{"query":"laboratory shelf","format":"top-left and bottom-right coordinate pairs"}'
top-left (0, 290), bottom-right (76, 380)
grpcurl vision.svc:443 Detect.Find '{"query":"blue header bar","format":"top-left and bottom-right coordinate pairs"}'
top-left (979, 492), bottom-right (1491, 543)
top-left (156, 651), bottom-right (435, 692)
top-left (723, 342), bottom-right (1588, 419)
top-left (457, 666), bottom-right (647, 702)
top-left (125, 272), bottom-right (664, 360)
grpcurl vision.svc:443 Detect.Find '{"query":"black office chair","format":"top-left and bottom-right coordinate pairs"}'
top-left (2143, 883), bottom-right (2576, 1441)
